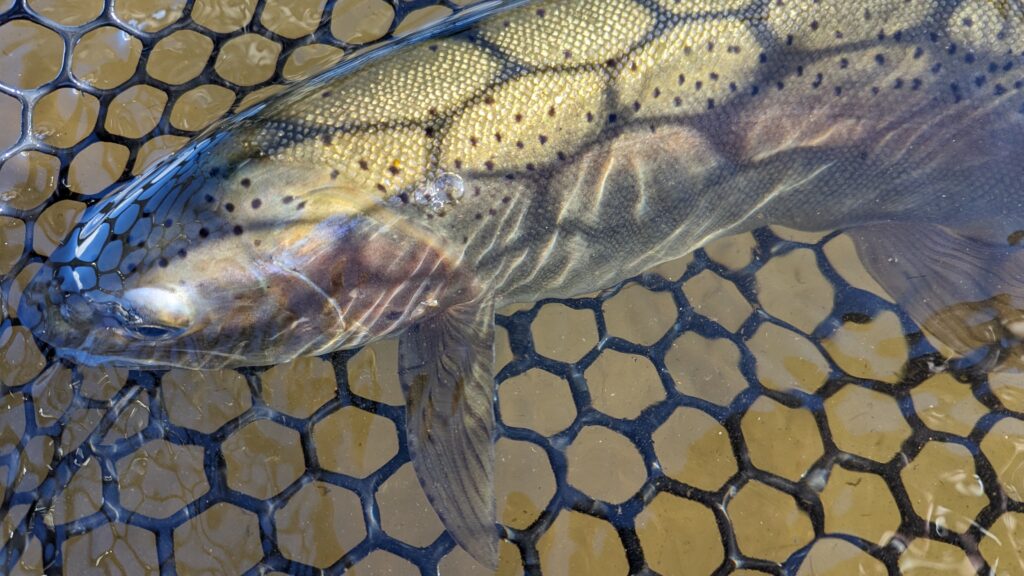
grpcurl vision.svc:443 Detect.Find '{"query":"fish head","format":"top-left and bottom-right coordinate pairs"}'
top-left (19, 134), bottom-right (469, 370)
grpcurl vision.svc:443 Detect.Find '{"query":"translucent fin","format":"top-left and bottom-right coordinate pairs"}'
top-left (398, 298), bottom-right (498, 568)
top-left (850, 222), bottom-right (1024, 368)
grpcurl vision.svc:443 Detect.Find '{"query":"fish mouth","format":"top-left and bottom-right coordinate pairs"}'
top-left (17, 263), bottom-right (211, 369)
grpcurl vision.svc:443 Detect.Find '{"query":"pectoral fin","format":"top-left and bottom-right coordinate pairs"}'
top-left (850, 222), bottom-right (1024, 368)
top-left (398, 297), bottom-right (498, 568)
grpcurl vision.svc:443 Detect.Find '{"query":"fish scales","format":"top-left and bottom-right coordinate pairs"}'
top-left (19, 0), bottom-right (1024, 567)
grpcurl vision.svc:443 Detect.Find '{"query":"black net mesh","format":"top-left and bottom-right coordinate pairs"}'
top-left (1, 0), bottom-right (1023, 574)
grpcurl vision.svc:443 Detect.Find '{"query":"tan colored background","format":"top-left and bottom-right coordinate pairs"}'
top-left (1, 0), bottom-right (1023, 574)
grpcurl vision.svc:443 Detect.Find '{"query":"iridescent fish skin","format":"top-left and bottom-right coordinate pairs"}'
top-left (18, 0), bottom-right (1024, 565)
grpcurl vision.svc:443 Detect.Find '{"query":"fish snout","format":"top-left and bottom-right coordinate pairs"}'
top-left (19, 263), bottom-right (194, 353)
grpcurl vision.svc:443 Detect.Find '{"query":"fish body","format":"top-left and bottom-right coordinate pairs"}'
top-left (19, 0), bottom-right (1024, 565)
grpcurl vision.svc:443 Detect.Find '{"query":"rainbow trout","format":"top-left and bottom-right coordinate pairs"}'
top-left (19, 0), bottom-right (1024, 565)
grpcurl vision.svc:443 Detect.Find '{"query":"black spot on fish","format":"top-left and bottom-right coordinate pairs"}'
top-left (474, 213), bottom-right (482, 220)
top-left (1009, 230), bottom-right (1024, 246)
top-left (707, 98), bottom-right (715, 109)
top-left (585, 111), bottom-right (594, 122)
top-left (483, 95), bottom-right (495, 105)
top-left (502, 196), bottom-right (510, 203)
top-left (839, 58), bottom-right (849, 69)
top-left (330, 169), bottom-right (339, 180)
top-left (398, 192), bottom-right (410, 204)
top-left (424, 127), bottom-right (435, 138)
top-left (254, 239), bottom-right (261, 247)
top-left (729, 82), bottom-right (737, 92)
top-left (233, 225), bottom-right (243, 235)
top-left (205, 194), bottom-right (215, 203)
top-left (485, 160), bottom-right (495, 171)
top-left (874, 53), bottom-right (885, 65)
top-left (282, 195), bottom-right (293, 204)
top-left (931, 62), bottom-right (943, 74)
top-left (965, 53), bottom-right (976, 64)
top-left (178, 248), bottom-right (187, 258)
top-left (893, 78), bottom-right (903, 89)
top-left (470, 136), bottom-right (478, 147)
top-left (607, 113), bottom-right (617, 124)
top-left (751, 85), bottom-right (760, 96)
top-left (505, 173), bottom-right (514, 180)
top-left (240, 178), bottom-right (251, 188)
top-left (158, 258), bottom-right (168, 268)
top-left (994, 84), bottom-right (1007, 95)
top-left (877, 29), bottom-right (886, 41)
top-left (428, 44), bottom-right (438, 52)
top-left (539, 134), bottom-right (548, 144)
top-left (810, 20), bottom-right (819, 30)
top-left (388, 165), bottom-right (401, 175)
top-left (557, 151), bottom-right (567, 162)
top-left (251, 199), bottom-right (262, 209)
top-left (605, 58), bottom-right (617, 68)
top-left (812, 73), bottom-right (823, 88)
top-left (871, 86), bottom-right (880, 94)
top-left (795, 66), bottom-right (803, 77)
top-left (678, 73), bottom-right (685, 85)
top-left (321, 134), bottom-right (333, 145)
top-left (494, 132), bottom-right (502, 142)
top-left (358, 160), bottom-right (369, 171)
top-left (1015, 80), bottom-right (1024, 90)
top-left (776, 81), bottom-right (784, 90)
top-left (199, 227), bottom-right (209, 238)
top-left (759, 52), bottom-right (767, 63)
top-left (225, 203), bottom-right (235, 212)
top-left (653, 87), bottom-right (661, 98)
top-left (526, 162), bottom-right (535, 171)
top-left (633, 100), bottom-right (641, 112)
top-left (911, 78), bottom-right (922, 90)
top-left (989, 62), bottom-right (999, 74)
top-left (962, 17), bottom-right (973, 27)
top-left (488, 208), bottom-right (497, 216)
top-left (563, 50), bottom-right (572, 59)
top-left (786, 34), bottom-right (794, 46)
top-left (674, 96), bottom-right (683, 106)
top-left (893, 30), bottom-right (902, 42)
top-left (516, 141), bottom-right (524, 149)
top-left (913, 46), bottom-right (924, 59)
top-left (535, 7), bottom-right (545, 16)
top-left (975, 75), bottom-right (987, 87)
top-left (454, 159), bottom-right (463, 169)
top-left (947, 43), bottom-right (957, 55)
top-left (695, 80), bottom-right (703, 91)
top-left (296, 201), bottom-right (307, 210)
top-left (950, 82), bottom-right (963, 102)
top-left (514, 113), bottom-right (523, 122)
top-left (321, 91), bottom-right (331, 98)
top-left (164, 219), bottom-right (173, 227)
top-left (834, 85), bottom-right (843, 96)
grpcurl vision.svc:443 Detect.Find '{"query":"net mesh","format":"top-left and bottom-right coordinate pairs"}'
top-left (1, 0), bottom-right (1022, 574)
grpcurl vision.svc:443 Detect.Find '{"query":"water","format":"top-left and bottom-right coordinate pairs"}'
top-left (1, 0), bottom-right (1023, 574)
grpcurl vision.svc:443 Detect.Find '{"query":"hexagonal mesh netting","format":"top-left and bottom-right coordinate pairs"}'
top-left (2, 0), bottom-right (1024, 574)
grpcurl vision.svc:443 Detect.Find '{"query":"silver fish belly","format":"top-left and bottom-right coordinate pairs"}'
top-left (18, 0), bottom-right (1024, 566)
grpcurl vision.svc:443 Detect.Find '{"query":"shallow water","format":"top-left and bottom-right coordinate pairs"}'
top-left (2, 0), bottom-right (1024, 574)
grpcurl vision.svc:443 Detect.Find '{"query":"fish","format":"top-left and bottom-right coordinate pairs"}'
top-left (16, 0), bottom-right (1024, 566)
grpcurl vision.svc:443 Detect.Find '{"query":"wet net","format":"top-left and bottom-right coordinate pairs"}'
top-left (1, 0), bottom-right (1023, 574)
